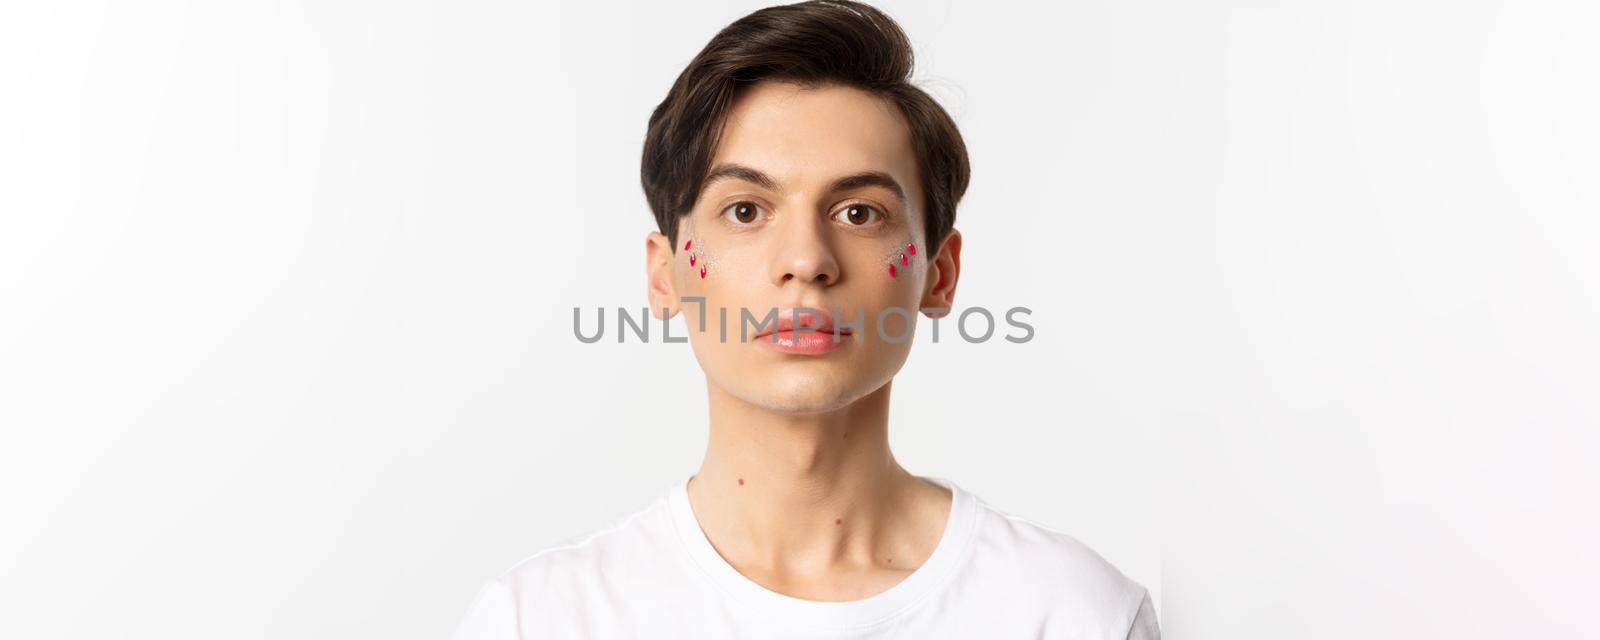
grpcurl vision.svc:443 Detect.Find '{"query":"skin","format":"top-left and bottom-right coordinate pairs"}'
top-left (645, 80), bottom-right (965, 601)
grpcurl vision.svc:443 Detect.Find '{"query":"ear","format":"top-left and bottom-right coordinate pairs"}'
top-left (920, 229), bottom-right (961, 318)
top-left (646, 230), bottom-right (679, 320)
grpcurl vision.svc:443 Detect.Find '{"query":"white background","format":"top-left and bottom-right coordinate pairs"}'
top-left (1, 0), bottom-right (1595, 638)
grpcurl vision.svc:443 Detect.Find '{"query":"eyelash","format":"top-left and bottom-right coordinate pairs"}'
top-left (717, 200), bottom-right (891, 229)
top-left (719, 201), bottom-right (769, 227)
top-left (832, 202), bottom-right (887, 227)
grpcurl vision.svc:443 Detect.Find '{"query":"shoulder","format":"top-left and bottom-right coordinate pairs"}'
top-left (451, 490), bottom-right (682, 638)
top-left (965, 492), bottom-right (1155, 635)
top-left (495, 491), bottom-right (678, 597)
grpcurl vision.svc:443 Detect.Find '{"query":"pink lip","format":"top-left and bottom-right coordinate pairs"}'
top-left (753, 308), bottom-right (852, 355)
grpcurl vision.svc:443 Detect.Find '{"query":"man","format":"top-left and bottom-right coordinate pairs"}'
top-left (451, 1), bottom-right (1158, 637)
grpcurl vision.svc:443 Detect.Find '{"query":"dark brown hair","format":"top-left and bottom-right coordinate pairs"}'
top-left (640, 0), bottom-right (970, 256)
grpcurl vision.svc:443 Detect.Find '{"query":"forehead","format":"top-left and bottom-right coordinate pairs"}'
top-left (711, 81), bottom-right (920, 201)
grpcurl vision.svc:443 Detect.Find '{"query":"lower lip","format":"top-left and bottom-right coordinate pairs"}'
top-left (755, 329), bottom-right (852, 355)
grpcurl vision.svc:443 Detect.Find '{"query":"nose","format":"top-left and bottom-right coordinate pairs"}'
top-left (772, 214), bottom-right (840, 287)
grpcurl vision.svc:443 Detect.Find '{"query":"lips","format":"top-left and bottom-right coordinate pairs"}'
top-left (752, 308), bottom-right (852, 339)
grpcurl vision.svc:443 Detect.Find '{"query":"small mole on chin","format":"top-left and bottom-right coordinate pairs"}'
top-left (834, 518), bottom-right (842, 525)
top-left (737, 478), bottom-right (744, 486)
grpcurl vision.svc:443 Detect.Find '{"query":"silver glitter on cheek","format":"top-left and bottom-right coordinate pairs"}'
top-left (681, 218), bottom-right (717, 279)
top-left (882, 235), bottom-right (919, 279)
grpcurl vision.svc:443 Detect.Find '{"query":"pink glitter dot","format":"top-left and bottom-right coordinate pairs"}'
top-left (908, 242), bottom-right (916, 255)
top-left (900, 253), bottom-right (908, 266)
top-left (699, 266), bottom-right (707, 278)
top-left (888, 264), bottom-right (897, 278)
top-left (684, 239), bottom-right (692, 251)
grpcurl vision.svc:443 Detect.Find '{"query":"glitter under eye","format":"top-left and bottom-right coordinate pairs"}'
top-left (883, 236), bottom-right (918, 278)
top-left (681, 218), bottom-right (716, 279)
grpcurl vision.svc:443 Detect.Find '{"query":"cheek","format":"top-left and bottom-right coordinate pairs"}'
top-left (881, 236), bottom-right (921, 281)
top-left (679, 240), bottom-right (772, 319)
top-left (678, 232), bottom-right (765, 286)
top-left (844, 236), bottom-right (925, 331)
top-left (680, 237), bottom-right (711, 280)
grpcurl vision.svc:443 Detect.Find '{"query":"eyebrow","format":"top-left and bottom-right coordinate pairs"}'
top-left (702, 163), bottom-right (780, 192)
top-left (826, 171), bottom-right (906, 205)
top-left (701, 163), bottom-right (907, 205)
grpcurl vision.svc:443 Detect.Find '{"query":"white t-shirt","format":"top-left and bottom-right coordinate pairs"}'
top-left (450, 476), bottom-right (1160, 639)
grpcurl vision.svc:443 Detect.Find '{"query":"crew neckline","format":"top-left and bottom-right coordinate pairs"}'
top-left (666, 473), bottom-right (979, 632)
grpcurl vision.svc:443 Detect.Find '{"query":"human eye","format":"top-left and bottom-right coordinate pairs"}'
top-left (831, 202), bottom-right (885, 228)
top-left (720, 200), bottom-right (767, 226)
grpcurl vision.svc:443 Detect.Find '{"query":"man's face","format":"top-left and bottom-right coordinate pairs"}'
top-left (652, 80), bottom-right (950, 413)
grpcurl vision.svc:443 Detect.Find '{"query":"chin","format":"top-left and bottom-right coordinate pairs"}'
top-left (734, 374), bottom-right (872, 414)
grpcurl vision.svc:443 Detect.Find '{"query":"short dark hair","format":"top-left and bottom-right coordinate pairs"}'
top-left (641, 0), bottom-right (970, 256)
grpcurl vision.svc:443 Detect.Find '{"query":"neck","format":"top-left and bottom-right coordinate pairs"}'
top-left (688, 380), bottom-right (931, 573)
